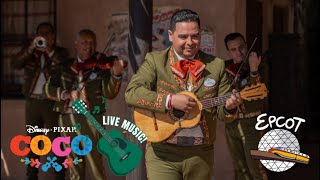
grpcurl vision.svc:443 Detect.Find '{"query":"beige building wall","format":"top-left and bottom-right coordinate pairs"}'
top-left (56, 0), bottom-right (245, 60)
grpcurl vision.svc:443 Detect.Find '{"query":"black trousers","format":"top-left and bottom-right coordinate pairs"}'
top-left (25, 98), bottom-right (65, 180)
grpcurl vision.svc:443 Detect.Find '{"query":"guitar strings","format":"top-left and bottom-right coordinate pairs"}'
top-left (201, 95), bottom-right (231, 109)
top-left (86, 113), bottom-right (128, 156)
top-left (74, 101), bottom-right (128, 157)
top-left (201, 85), bottom-right (266, 109)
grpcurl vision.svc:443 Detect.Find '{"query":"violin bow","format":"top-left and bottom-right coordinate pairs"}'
top-left (102, 33), bottom-right (115, 54)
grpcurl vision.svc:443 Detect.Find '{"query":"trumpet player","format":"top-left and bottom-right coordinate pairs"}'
top-left (11, 22), bottom-right (69, 180)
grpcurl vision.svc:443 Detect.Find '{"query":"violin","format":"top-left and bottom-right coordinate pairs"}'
top-left (230, 36), bottom-right (259, 87)
top-left (75, 32), bottom-right (128, 71)
top-left (227, 61), bottom-right (250, 78)
top-left (75, 53), bottom-right (128, 71)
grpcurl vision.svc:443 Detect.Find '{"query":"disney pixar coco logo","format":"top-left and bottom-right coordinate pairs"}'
top-left (9, 125), bottom-right (89, 172)
top-left (10, 98), bottom-right (146, 176)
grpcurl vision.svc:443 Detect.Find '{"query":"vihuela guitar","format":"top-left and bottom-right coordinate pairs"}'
top-left (134, 83), bottom-right (268, 142)
top-left (72, 99), bottom-right (142, 176)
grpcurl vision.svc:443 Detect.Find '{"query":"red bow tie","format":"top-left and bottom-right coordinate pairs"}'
top-left (171, 59), bottom-right (205, 82)
top-left (70, 60), bottom-right (92, 78)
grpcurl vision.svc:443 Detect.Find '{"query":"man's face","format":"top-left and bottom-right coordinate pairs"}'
top-left (226, 37), bottom-right (247, 63)
top-left (37, 26), bottom-right (55, 48)
top-left (75, 35), bottom-right (96, 60)
top-left (168, 21), bottom-right (201, 59)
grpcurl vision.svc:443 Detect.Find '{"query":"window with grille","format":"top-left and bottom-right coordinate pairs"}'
top-left (1, 0), bottom-right (56, 98)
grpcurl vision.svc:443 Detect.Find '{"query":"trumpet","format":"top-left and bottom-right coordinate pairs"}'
top-left (34, 36), bottom-right (47, 49)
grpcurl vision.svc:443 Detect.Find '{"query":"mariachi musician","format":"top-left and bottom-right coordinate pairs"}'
top-left (125, 9), bottom-right (242, 180)
top-left (11, 22), bottom-right (69, 180)
top-left (43, 29), bottom-right (124, 180)
top-left (224, 32), bottom-right (269, 180)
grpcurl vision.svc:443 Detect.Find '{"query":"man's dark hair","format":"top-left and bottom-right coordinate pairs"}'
top-left (36, 22), bottom-right (55, 34)
top-left (224, 32), bottom-right (246, 50)
top-left (170, 9), bottom-right (200, 31)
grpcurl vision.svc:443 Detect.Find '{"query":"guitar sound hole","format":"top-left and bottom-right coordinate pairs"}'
top-left (110, 138), bottom-right (127, 149)
top-left (115, 138), bottom-right (127, 149)
top-left (172, 109), bottom-right (186, 119)
top-left (110, 140), bottom-right (118, 147)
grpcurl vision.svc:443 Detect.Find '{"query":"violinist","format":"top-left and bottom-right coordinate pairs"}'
top-left (224, 32), bottom-right (269, 180)
top-left (43, 29), bottom-right (124, 180)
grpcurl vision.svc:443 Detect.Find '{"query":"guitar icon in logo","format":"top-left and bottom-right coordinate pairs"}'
top-left (72, 99), bottom-right (143, 176)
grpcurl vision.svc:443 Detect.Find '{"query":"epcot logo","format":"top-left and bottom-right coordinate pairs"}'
top-left (250, 113), bottom-right (310, 172)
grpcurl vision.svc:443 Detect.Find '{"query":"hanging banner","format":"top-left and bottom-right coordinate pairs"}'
top-left (152, 6), bottom-right (180, 51)
top-left (200, 29), bottom-right (216, 55)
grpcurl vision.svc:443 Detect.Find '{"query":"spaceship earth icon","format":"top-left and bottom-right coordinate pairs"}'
top-left (258, 129), bottom-right (300, 172)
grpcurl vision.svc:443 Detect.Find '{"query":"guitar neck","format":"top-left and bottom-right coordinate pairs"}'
top-left (82, 111), bottom-right (113, 143)
top-left (200, 95), bottom-right (230, 109)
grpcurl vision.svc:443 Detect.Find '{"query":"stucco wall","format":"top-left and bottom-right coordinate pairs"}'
top-left (56, 0), bottom-right (244, 60)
